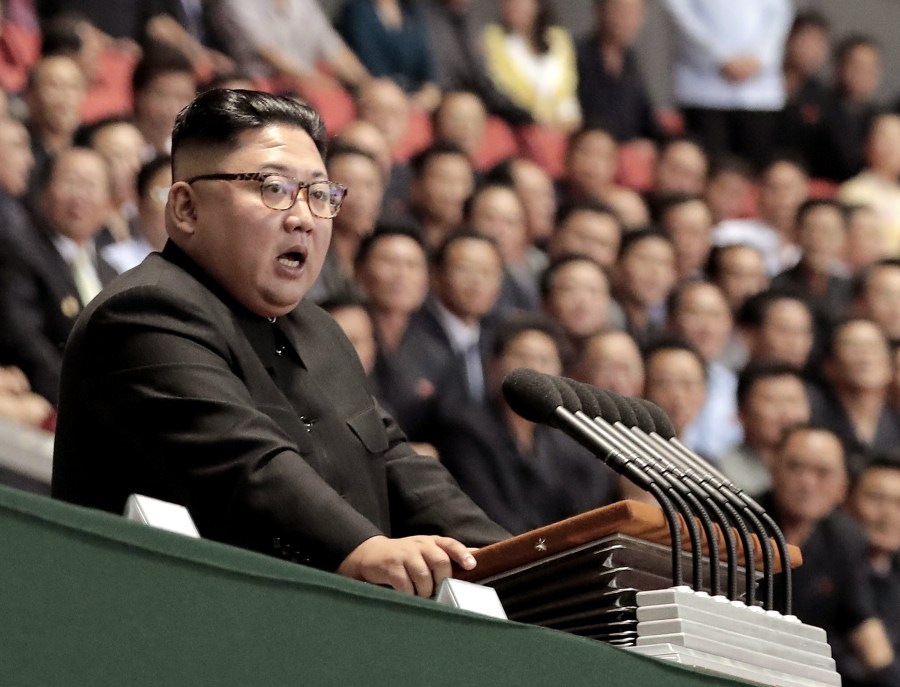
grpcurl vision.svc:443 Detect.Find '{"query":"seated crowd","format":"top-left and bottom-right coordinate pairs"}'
top-left (1, 1), bottom-right (899, 685)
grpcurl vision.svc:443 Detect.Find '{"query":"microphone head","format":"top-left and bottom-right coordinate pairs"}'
top-left (550, 376), bottom-right (583, 413)
top-left (502, 368), bottom-right (563, 424)
top-left (640, 400), bottom-right (677, 439)
top-left (565, 379), bottom-right (602, 417)
top-left (607, 391), bottom-right (638, 427)
top-left (592, 388), bottom-right (622, 423)
top-left (626, 397), bottom-right (656, 433)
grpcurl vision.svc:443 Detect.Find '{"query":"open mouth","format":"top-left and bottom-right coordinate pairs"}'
top-left (277, 248), bottom-right (307, 269)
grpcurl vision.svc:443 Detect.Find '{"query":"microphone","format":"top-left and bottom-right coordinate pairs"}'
top-left (606, 392), bottom-right (752, 604)
top-left (558, 378), bottom-right (716, 595)
top-left (501, 368), bottom-right (687, 587)
top-left (635, 399), bottom-right (792, 615)
top-left (570, 380), bottom-right (742, 599)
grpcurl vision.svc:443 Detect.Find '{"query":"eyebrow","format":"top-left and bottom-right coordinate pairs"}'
top-left (259, 163), bottom-right (327, 179)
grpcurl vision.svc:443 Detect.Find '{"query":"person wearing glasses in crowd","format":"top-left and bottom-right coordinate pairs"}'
top-left (51, 89), bottom-right (509, 598)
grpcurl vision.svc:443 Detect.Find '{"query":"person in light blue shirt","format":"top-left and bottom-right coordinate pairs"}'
top-left (663, 0), bottom-right (794, 169)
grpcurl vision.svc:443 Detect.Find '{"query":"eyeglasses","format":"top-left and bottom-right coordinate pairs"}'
top-left (186, 172), bottom-right (347, 218)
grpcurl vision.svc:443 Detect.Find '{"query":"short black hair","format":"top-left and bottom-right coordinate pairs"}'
top-left (790, 9), bottom-right (830, 35)
top-left (795, 197), bottom-right (849, 228)
top-left (73, 115), bottom-right (139, 148)
top-left (736, 360), bottom-right (805, 407)
top-left (777, 422), bottom-right (843, 458)
top-left (319, 292), bottom-right (369, 314)
top-left (354, 223), bottom-right (426, 269)
top-left (643, 336), bottom-right (708, 382)
top-left (40, 12), bottom-right (88, 56)
top-left (566, 125), bottom-right (615, 159)
top-left (326, 142), bottom-right (383, 179)
top-left (705, 242), bottom-right (765, 282)
top-left (555, 198), bottom-right (622, 227)
top-left (490, 311), bottom-right (565, 359)
top-left (655, 192), bottom-right (708, 226)
top-left (409, 141), bottom-right (471, 178)
top-left (132, 48), bottom-right (194, 95)
top-left (431, 228), bottom-right (500, 270)
top-left (665, 278), bottom-right (726, 321)
top-left (539, 253), bottom-right (606, 298)
top-left (171, 89), bottom-right (327, 178)
top-left (737, 287), bottom-right (811, 328)
top-left (853, 257), bottom-right (900, 299)
top-left (617, 227), bottom-right (672, 260)
top-left (136, 155), bottom-right (172, 199)
top-left (463, 179), bottom-right (520, 222)
top-left (850, 450), bottom-right (900, 490)
top-left (823, 317), bottom-right (887, 360)
top-left (835, 33), bottom-right (880, 67)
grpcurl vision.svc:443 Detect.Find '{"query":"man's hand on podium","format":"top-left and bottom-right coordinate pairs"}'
top-left (338, 535), bottom-right (478, 597)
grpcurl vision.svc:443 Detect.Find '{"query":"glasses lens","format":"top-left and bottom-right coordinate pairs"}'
top-left (260, 176), bottom-right (296, 210)
top-left (308, 181), bottom-right (344, 218)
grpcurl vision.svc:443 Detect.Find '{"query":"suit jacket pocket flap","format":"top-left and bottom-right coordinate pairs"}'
top-left (347, 406), bottom-right (389, 454)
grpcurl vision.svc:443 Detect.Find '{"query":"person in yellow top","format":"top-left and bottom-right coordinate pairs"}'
top-left (483, 0), bottom-right (581, 132)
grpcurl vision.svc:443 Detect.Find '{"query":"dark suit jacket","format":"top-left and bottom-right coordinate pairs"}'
top-left (52, 243), bottom-right (508, 571)
top-left (0, 197), bottom-right (117, 403)
top-left (434, 400), bottom-right (620, 535)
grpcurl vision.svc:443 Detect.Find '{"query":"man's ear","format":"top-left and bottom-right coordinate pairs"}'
top-left (167, 181), bottom-right (198, 236)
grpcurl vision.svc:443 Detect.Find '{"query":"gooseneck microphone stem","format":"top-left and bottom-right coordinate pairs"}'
top-left (631, 428), bottom-right (755, 604)
top-left (648, 431), bottom-right (786, 612)
top-left (585, 413), bottom-right (722, 596)
top-left (550, 408), bottom-right (686, 587)
top-left (662, 437), bottom-right (792, 614)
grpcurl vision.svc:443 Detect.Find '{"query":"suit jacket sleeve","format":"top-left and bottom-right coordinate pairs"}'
top-left (55, 284), bottom-right (386, 570)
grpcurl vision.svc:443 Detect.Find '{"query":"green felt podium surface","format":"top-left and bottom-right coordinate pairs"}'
top-left (0, 485), bottom-right (753, 686)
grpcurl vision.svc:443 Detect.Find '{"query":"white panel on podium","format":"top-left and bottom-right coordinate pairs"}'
top-left (124, 494), bottom-right (200, 538)
top-left (434, 578), bottom-right (508, 620)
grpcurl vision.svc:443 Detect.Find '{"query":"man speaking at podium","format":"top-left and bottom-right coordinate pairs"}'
top-left (52, 89), bottom-right (509, 597)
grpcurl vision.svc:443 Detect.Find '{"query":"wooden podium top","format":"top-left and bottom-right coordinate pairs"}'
top-left (459, 499), bottom-right (802, 583)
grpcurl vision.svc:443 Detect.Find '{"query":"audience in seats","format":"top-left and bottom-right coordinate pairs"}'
top-left (101, 155), bottom-right (171, 274)
top-left (666, 280), bottom-right (742, 461)
top-left (737, 289), bottom-right (815, 371)
top-left (642, 337), bottom-right (709, 456)
top-left (465, 180), bottom-right (538, 313)
top-left (656, 193), bottom-right (714, 280)
top-left (612, 228), bottom-right (677, 348)
top-left (131, 50), bottom-right (196, 157)
top-left (764, 425), bottom-right (897, 686)
top-left (845, 204), bottom-right (889, 274)
top-left (771, 199), bottom-right (853, 357)
top-left (309, 144), bottom-right (386, 304)
top-left (209, 0), bottom-right (368, 96)
top-left (354, 78), bottom-right (416, 162)
top-left (482, 0), bottom-right (580, 133)
top-left (419, 0), bottom-right (532, 125)
top-left (0, 147), bottom-right (116, 404)
top-left (572, 329), bottom-right (645, 398)
top-left (575, 0), bottom-right (660, 143)
top-left (649, 136), bottom-right (709, 198)
top-left (490, 157), bottom-right (557, 254)
top-left (805, 35), bottom-right (882, 183)
top-left (713, 156), bottom-right (808, 275)
top-left (662, 0), bottom-right (792, 169)
top-left (337, 0), bottom-right (440, 112)
top-left (23, 55), bottom-right (87, 209)
top-left (703, 156), bottom-right (755, 224)
top-left (405, 142), bottom-right (474, 251)
top-left (844, 453), bottom-right (900, 686)
top-left (719, 361), bottom-right (810, 497)
top-left (809, 318), bottom-right (900, 457)
top-left (432, 91), bottom-right (488, 166)
top-left (549, 199), bottom-right (623, 274)
top-left (76, 116), bottom-right (147, 242)
top-left (854, 259), bottom-right (900, 343)
top-left (839, 113), bottom-right (900, 255)
top-left (433, 312), bottom-right (619, 534)
top-left (540, 254), bottom-right (614, 359)
top-left (354, 227), bottom-right (443, 443)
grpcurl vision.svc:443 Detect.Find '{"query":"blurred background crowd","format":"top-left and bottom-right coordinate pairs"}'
top-left (0, 1), bottom-right (899, 683)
